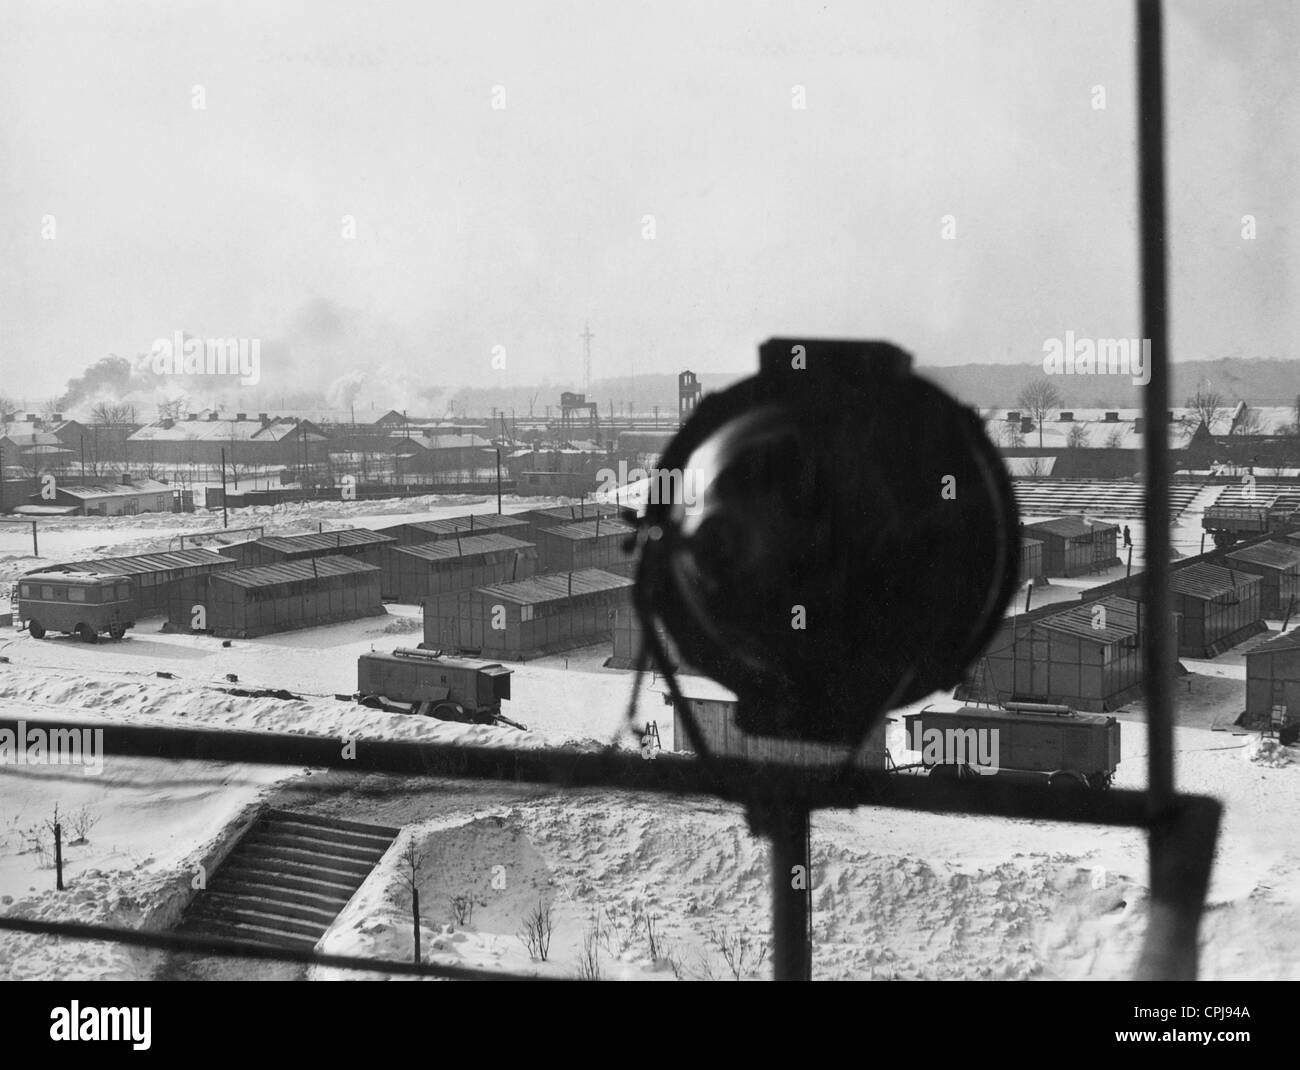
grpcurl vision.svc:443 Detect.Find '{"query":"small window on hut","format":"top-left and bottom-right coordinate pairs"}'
top-left (69, 587), bottom-right (86, 602)
top-left (520, 605), bottom-right (534, 622)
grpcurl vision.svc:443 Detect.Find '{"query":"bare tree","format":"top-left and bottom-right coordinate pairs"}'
top-left (1016, 379), bottom-right (1063, 449)
top-left (1065, 424), bottom-right (1090, 449)
top-left (399, 838), bottom-right (425, 963)
top-left (1181, 387), bottom-right (1226, 438)
top-left (90, 400), bottom-right (134, 426)
top-left (1104, 427), bottom-right (1125, 449)
top-left (157, 395), bottom-right (190, 422)
top-left (518, 898), bottom-right (554, 961)
top-left (707, 924), bottom-right (769, 980)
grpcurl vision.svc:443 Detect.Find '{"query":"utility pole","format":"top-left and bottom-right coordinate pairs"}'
top-left (496, 448), bottom-right (503, 514)
top-left (580, 322), bottom-right (594, 394)
top-left (220, 447), bottom-right (229, 529)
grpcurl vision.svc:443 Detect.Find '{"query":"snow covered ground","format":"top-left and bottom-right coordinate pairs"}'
top-left (0, 492), bottom-right (1297, 980)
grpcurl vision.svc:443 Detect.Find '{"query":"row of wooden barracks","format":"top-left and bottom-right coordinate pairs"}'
top-left (957, 529), bottom-right (1300, 714)
top-left (28, 502), bottom-right (639, 647)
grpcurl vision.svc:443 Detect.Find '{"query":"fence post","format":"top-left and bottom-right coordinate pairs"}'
top-left (54, 822), bottom-right (64, 891)
top-left (412, 887), bottom-right (421, 965)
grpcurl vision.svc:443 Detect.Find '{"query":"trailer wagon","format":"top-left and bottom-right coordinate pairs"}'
top-left (901, 702), bottom-right (1121, 789)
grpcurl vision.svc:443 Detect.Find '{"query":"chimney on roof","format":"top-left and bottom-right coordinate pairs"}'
top-left (236, 413), bottom-right (247, 421)
top-left (161, 418), bottom-right (175, 429)
top-left (1006, 411), bottom-right (1021, 422)
top-left (1020, 417), bottom-right (1034, 434)
top-left (1104, 411), bottom-right (1119, 422)
top-left (1134, 417), bottom-right (1145, 433)
top-left (120, 473), bottom-right (133, 485)
top-left (208, 412), bottom-right (219, 421)
top-left (259, 412), bottom-right (270, 427)
top-left (1058, 411), bottom-right (1074, 422)
top-left (187, 413), bottom-right (197, 421)
top-left (52, 413), bottom-right (63, 422)
top-left (25, 412), bottom-right (37, 422)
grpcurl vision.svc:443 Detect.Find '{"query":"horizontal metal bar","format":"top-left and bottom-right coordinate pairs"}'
top-left (0, 717), bottom-right (1220, 829)
top-left (0, 915), bottom-right (549, 981)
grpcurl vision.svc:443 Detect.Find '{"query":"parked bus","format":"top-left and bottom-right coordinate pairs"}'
top-left (17, 572), bottom-right (137, 642)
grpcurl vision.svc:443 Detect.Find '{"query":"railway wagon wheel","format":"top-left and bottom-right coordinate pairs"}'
top-left (1048, 769), bottom-right (1088, 790)
top-left (76, 623), bottom-right (99, 644)
top-left (108, 622), bottom-right (127, 640)
top-left (27, 620), bottom-right (45, 639)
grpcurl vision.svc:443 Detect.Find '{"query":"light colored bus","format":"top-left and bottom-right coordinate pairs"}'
top-left (17, 572), bottom-right (137, 642)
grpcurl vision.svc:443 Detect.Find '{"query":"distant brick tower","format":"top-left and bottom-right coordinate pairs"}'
top-left (678, 370), bottom-right (702, 427)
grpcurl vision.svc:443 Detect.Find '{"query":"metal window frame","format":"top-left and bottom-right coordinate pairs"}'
top-left (0, 0), bottom-right (1217, 982)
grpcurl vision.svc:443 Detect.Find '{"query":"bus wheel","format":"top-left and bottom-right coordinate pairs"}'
top-left (77, 624), bottom-right (99, 644)
top-left (108, 623), bottom-right (126, 640)
top-left (431, 702), bottom-right (468, 723)
top-left (28, 620), bottom-right (45, 639)
top-left (1049, 770), bottom-right (1087, 790)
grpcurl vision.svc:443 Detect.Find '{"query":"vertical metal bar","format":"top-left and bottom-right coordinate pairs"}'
top-left (769, 804), bottom-right (812, 981)
top-left (1137, 0), bottom-right (1174, 814)
top-left (1137, 0), bottom-right (1203, 981)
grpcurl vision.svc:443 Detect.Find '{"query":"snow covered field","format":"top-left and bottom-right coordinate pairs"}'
top-left (1, 495), bottom-right (1297, 980)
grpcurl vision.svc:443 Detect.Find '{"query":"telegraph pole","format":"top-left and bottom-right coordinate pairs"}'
top-left (580, 323), bottom-right (594, 394)
top-left (220, 447), bottom-right (229, 529)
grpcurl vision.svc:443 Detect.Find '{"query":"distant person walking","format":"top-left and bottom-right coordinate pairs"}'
top-left (1123, 525), bottom-right (1133, 548)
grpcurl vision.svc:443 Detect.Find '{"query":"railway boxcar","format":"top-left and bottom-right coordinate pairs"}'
top-left (901, 702), bottom-right (1120, 789)
top-left (17, 572), bottom-right (137, 642)
top-left (357, 647), bottom-right (513, 724)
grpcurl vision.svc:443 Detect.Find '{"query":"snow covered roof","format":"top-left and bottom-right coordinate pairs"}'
top-left (1168, 562), bottom-right (1258, 600)
top-left (1248, 628), bottom-right (1300, 656)
top-left (53, 478), bottom-right (173, 500)
top-left (128, 417), bottom-right (321, 443)
top-left (475, 568), bottom-right (633, 605)
top-left (1224, 541), bottom-right (1300, 573)
top-left (1024, 516), bottom-right (1117, 539)
top-left (542, 518), bottom-right (634, 541)
top-left (395, 534), bottom-right (535, 561)
top-left (381, 514), bottom-right (531, 538)
top-left (213, 555), bottom-right (380, 589)
top-left (1037, 596), bottom-right (1141, 644)
top-left (403, 432), bottom-right (494, 451)
top-left (35, 549), bottom-right (236, 576)
top-left (252, 529), bottom-right (395, 554)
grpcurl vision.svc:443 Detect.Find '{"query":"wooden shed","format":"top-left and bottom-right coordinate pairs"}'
top-left (1167, 562), bottom-right (1266, 658)
top-left (1244, 628), bottom-right (1300, 725)
top-left (36, 549), bottom-right (239, 615)
top-left (1022, 517), bottom-right (1120, 577)
top-left (664, 675), bottom-right (887, 770)
top-left (165, 555), bottom-right (384, 637)
top-left (373, 513), bottom-right (532, 547)
top-left (972, 595), bottom-right (1145, 712)
top-left (1019, 537), bottom-right (1045, 584)
top-left (222, 528), bottom-right (395, 570)
top-left (1223, 540), bottom-right (1300, 618)
top-left (381, 534), bottom-right (538, 602)
top-left (536, 517), bottom-right (636, 577)
top-left (423, 567), bottom-right (633, 659)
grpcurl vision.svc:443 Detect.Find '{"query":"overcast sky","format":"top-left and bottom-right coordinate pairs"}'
top-left (0, 0), bottom-right (1295, 409)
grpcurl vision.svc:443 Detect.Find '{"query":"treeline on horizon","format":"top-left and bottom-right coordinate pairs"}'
top-left (443, 357), bottom-right (1299, 420)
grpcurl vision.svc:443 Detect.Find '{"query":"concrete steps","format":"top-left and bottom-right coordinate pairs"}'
top-left (178, 809), bottom-right (400, 952)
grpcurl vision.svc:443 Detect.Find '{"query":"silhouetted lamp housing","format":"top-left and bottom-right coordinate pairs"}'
top-left (634, 339), bottom-right (1020, 747)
